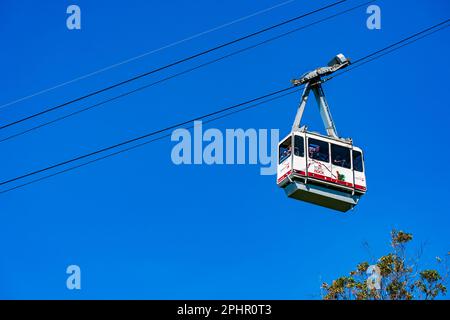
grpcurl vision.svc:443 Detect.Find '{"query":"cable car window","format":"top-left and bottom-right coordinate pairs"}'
top-left (279, 137), bottom-right (292, 164)
top-left (308, 138), bottom-right (329, 162)
top-left (353, 150), bottom-right (364, 172)
top-left (294, 136), bottom-right (304, 157)
top-left (331, 144), bottom-right (351, 169)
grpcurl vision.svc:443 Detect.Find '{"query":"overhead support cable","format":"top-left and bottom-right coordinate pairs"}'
top-left (0, 0), bottom-right (376, 144)
top-left (0, 0), bottom-right (348, 131)
top-left (1, 16), bottom-right (448, 195)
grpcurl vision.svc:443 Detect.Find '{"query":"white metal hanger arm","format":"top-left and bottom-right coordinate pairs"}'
top-left (291, 53), bottom-right (351, 139)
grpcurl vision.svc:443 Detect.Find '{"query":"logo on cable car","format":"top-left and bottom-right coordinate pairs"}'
top-left (283, 162), bottom-right (290, 171)
top-left (313, 164), bottom-right (324, 175)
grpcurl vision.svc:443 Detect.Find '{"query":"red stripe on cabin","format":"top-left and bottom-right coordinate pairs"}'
top-left (280, 170), bottom-right (367, 192)
top-left (308, 172), bottom-right (356, 188)
top-left (277, 170), bottom-right (292, 183)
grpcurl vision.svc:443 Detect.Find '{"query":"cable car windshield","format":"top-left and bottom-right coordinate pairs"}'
top-left (279, 137), bottom-right (292, 163)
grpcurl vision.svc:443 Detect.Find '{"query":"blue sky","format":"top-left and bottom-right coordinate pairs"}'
top-left (0, 0), bottom-right (449, 299)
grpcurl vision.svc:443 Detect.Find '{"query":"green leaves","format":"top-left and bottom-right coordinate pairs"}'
top-left (391, 230), bottom-right (413, 247)
top-left (321, 230), bottom-right (447, 300)
top-left (414, 270), bottom-right (446, 300)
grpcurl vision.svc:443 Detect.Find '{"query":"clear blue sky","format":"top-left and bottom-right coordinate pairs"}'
top-left (0, 0), bottom-right (448, 299)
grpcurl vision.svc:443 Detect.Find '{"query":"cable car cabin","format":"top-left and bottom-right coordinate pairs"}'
top-left (279, 53), bottom-right (367, 211)
top-left (277, 130), bottom-right (366, 212)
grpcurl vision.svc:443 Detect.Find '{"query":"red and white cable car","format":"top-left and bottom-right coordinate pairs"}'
top-left (277, 54), bottom-right (366, 212)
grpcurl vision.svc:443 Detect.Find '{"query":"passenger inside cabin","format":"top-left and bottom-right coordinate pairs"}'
top-left (279, 145), bottom-right (292, 163)
top-left (309, 142), bottom-right (329, 162)
top-left (282, 146), bottom-right (292, 160)
top-left (279, 137), bottom-right (293, 163)
top-left (309, 144), bottom-right (320, 158)
top-left (333, 154), bottom-right (344, 167)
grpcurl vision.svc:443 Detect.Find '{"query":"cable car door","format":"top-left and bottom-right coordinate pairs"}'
top-left (307, 137), bottom-right (332, 183)
top-left (330, 143), bottom-right (354, 188)
top-left (292, 133), bottom-right (306, 176)
top-left (352, 149), bottom-right (367, 192)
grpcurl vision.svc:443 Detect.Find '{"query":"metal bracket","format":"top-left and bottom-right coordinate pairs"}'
top-left (291, 54), bottom-right (351, 139)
